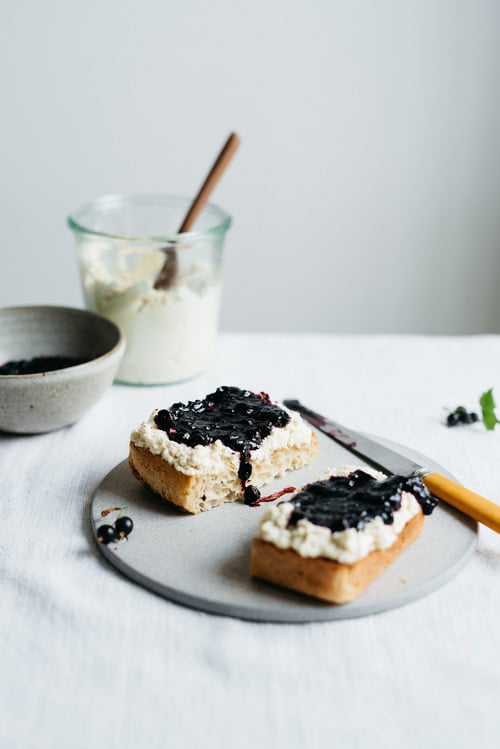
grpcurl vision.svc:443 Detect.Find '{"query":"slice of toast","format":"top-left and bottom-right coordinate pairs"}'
top-left (250, 467), bottom-right (436, 603)
top-left (128, 386), bottom-right (318, 513)
top-left (250, 511), bottom-right (424, 604)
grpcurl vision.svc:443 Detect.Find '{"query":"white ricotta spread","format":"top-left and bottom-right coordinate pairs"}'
top-left (256, 465), bottom-right (421, 564)
top-left (79, 240), bottom-right (221, 384)
top-left (130, 405), bottom-right (314, 476)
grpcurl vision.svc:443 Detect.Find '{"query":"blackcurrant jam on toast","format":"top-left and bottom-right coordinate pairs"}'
top-left (129, 386), bottom-right (318, 513)
top-left (250, 466), bottom-right (437, 603)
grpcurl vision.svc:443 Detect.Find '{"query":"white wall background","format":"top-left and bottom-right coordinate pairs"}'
top-left (2, 0), bottom-right (500, 334)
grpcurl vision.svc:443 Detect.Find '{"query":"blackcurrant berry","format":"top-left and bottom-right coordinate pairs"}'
top-left (244, 485), bottom-right (261, 505)
top-left (448, 406), bottom-right (479, 426)
top-left (115, 516), bottom-right (134, 539)
top-left (97, 524), bottom-right (116, 544)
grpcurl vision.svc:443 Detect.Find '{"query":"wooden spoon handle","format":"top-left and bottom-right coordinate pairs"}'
top-left (178, 132), bottom-right (240, 233)
top-left (154, 132), bottom-right (240, 290)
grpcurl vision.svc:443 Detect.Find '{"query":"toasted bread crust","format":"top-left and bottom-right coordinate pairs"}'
top-left (250, 510), bottom-right (425, 603)
top-left (129, 443), bottom-right (205, 513)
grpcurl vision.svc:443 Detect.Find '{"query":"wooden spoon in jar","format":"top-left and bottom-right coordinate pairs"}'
top-left (154, 132), bottom-right (241, 290)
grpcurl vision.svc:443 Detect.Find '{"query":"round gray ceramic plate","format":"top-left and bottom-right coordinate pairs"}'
top-left (91, 431), bottom-right (478, 622)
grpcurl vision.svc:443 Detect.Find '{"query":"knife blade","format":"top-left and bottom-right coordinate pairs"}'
top-left (284, 399), bottom-right (500, 533)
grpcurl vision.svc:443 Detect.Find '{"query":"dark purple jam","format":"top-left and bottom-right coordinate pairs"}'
top-left (154, 386), bottom-right (291, 487)
top-left (287, 470), bottom-right (437, 532)
top-left (0, 355), bottom-right (86, 375)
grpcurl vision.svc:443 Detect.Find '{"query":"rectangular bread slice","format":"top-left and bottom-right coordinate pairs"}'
top-left (128, 386), bottom-right (318, 514)
top-left (250, 466), bottom-right (436, 603)
top-left (250, 511), bottom-right (424, 604)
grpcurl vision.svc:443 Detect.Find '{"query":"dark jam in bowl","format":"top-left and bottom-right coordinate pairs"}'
top-left (287, 469), bottom-right (437, 532)
top-left (0, 355), bottom-right (87, 375)
top-left (154, 385), bottom-right (291, 486)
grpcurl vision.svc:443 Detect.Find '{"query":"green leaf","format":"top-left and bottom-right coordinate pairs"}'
top-left (479, 388), bottom-right (499, 430)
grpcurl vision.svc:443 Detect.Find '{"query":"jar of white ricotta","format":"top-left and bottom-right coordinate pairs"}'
top-left (68, 194), bottom-right (231, 385)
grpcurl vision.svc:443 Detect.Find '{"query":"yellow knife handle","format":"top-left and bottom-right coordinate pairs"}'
top-left (423, 472), bottom-right (500, 533)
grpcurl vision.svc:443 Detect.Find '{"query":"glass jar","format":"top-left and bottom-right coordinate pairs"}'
top-left (68, 194), bottom-right (231, 385)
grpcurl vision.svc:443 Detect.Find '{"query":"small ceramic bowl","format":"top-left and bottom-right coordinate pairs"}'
top-left (0, 305), bottom-right (125, 434)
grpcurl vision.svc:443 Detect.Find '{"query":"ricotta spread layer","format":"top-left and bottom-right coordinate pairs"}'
top-left (79, 241), bottom-right (220, 384)
top-left (256, 466), bottom-right (421, 564)
top-left (130, 405), bottom-right (314, 476)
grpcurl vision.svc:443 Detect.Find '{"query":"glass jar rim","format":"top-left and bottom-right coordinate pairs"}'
top-left (67, 193), bottom-right (232, 243)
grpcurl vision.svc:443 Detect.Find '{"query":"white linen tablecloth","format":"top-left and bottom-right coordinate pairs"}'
top-left (2, 333), bottom-right (500, 749)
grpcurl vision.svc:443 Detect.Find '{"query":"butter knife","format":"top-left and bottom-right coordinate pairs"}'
top-left (283, 399), bottom-right (500, 533)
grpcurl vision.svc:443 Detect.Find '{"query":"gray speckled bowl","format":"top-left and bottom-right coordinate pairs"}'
top-left (0, 305), bottom-right (125, 434)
